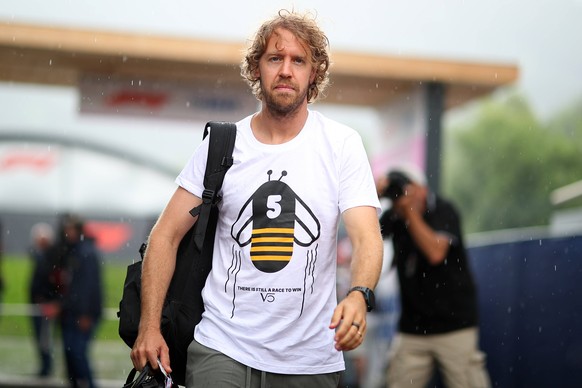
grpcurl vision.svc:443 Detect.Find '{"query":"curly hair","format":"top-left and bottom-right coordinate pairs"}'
top-left (240, 9), bottom-right (330, 104)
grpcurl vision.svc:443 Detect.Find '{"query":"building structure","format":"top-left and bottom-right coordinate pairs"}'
top-left (0, 21), bottom-right (518, 256)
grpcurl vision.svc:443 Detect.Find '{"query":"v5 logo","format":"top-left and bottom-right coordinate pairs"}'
top-left (260, 293), bottom-right (275, 303)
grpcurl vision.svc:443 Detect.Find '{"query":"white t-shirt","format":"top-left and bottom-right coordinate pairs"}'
top-left (176, 110), bottom-right (380, 375)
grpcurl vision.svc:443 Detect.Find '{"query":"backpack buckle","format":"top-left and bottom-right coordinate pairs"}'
top-left (202, 189), bottom-right (215, 204)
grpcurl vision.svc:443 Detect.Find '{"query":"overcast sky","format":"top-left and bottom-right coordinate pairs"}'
top-left (2, 0), bottom-right (582, 120)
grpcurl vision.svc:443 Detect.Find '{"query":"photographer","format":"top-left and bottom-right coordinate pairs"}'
top-left (378, 168), bottom-right (490, 388)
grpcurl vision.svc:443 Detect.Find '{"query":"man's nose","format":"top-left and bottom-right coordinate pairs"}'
top-left (279, 58), bottom-right (293, 77)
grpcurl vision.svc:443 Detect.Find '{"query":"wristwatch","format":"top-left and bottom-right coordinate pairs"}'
top-left (347, 286), bottom-right (376, 312)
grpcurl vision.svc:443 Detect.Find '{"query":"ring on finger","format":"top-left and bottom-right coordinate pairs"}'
top-left (351, 322), bottom-right (361, 329)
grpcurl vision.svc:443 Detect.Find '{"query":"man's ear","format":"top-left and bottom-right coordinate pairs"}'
top-left (253, 67), bottom-right (261, 81)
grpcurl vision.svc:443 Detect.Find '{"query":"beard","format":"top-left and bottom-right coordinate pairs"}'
top-left (262, 81), bottom-right (308, 117)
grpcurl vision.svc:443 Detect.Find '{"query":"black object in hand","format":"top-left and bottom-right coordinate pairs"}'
top-left (383, 171), bottom-right (411, 202)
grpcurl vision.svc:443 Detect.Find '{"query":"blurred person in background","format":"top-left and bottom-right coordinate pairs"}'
top-left (29, 222), bottom-right (58, 377)
top-left (48, 214), bottom-right (103, 388)
top-left (337, 227), bottom-right (400, 388)
top-left (361, 240), bottom-right (400, 388)
top-left (0, 219), bottom-right (4, 310)
top-left (377, 167), bottom-right (490, 388)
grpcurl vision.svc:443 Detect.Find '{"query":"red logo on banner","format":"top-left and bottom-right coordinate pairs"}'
top-left (85, 221), bottom-right (133, 253)
top-left (0, 152), bottom-right (56, 172)
top-left (106, 90), bottom-right (168, 108)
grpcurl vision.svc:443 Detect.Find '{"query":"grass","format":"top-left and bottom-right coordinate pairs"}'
top-left (0, 254), bottom-right (128, 340)
top-left (0, 255), bottom-right (133, 385)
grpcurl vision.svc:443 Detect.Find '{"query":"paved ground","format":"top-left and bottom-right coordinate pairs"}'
top-left (0, 335), bottom-right (130, 387)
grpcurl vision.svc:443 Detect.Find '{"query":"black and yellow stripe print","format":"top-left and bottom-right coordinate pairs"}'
top-left (250, 227), bottom-right (294, 272)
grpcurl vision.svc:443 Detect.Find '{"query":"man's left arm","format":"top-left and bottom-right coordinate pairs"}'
top-left (329, 206), bottom-right (383, 351)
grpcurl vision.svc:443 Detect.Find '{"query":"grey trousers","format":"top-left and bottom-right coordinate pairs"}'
top-left (186, 339), bottom-right (341, 388)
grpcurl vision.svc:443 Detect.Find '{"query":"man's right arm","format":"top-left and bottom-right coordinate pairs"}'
top-left (130, 186), bottom-right (202, 373)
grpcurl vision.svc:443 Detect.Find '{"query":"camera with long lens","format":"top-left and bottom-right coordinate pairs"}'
top-left (382, 171), bottom-right (411, 202)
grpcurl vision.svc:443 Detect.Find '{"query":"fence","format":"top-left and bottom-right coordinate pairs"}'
top-left (469, 234), bottom-right (582, 388)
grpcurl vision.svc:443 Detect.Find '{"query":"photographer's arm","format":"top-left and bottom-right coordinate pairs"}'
top-left (402, 209), bottom-right (449, 265)
top-left (395, 185), bottom-right (449, 265)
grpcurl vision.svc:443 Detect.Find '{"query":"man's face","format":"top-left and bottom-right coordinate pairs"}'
top-left (63, 223), bottom-right (79, 243)
top-left (256, 28), bottom-right (316, 116)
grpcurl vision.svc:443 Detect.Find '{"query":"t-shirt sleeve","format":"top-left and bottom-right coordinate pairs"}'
top-left (338, 132), bottom-right (381, 214)
top-left (174, 137), bottom-right (210, 198)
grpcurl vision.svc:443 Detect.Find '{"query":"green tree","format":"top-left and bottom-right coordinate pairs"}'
top-left (547, 97), bottom-right (582, 155)
top-left (442, 93), bottom-right (582, 233)
top-left (546, 97), bottom-right (582, 209)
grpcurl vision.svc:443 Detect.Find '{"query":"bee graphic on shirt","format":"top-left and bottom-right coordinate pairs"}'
top-left (224, 170), bottom-right (321, 318)
top-left (231, 170), bottom-right (320, 272)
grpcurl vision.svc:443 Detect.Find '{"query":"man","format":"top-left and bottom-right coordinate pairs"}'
top-left (50, 214), bottom-right (103, 388)
top-left (378, 168), bottom-right (490, 388)
top-left (131, 9), bottom-right (383, 388)
top-left (29, 222), bottom-right (58, 377)
top-left (0, 219), bottom-right (4, 314)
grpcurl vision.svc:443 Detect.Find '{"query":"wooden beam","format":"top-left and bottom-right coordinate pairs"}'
top-left (0, 21), bottom-right (518, 108)
top-left (0, 21), bottom-right (243, 65)
top-left (331, 51), bottom-right (518, 87)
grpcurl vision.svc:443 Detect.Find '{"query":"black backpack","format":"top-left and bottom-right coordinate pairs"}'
top-left (117, 121), bottom-right (236, 386)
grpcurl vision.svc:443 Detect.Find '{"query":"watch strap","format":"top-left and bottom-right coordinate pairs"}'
top-left (347, 286), bottom-right (375, 312)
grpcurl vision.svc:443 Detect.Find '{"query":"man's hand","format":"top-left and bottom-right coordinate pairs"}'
top-left (329, 291), bottom-right (368, 351)
top-left (130, 328), bottom-right (172, 374)
top-left (77, 315), bottom-right (93, 332)
top-left (40, 302), bottom-right (60, 319)
top-left (393, 183), bottom-right (423, 219)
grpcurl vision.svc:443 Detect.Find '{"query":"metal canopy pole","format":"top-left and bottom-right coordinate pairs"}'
top-left (425, 82), bottom-right (445, 194)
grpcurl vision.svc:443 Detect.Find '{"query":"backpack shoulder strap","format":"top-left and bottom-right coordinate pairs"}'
top-left (192, 121), bottom-right (236, 249)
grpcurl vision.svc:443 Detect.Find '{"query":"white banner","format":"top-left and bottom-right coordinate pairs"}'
top-left (79, 73), bottom-right (258, 122)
